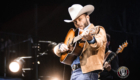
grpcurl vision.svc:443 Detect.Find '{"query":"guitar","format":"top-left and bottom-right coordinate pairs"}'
top-left (98, 41), bottom-right (128, 77)
top-left (105, 41), bottom-right (128, 65)
top-left (60, 27), bottom-right (98, 65)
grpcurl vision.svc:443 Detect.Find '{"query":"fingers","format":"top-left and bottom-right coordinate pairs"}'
top-left (80, 30), bottom-right (93, 41)
top-left (81, 30), bottom-right (89, 36)
top-left (106, 64), bottom-right (111, 68)
top-left (104, 62), bottom-right (110, 67)
top-left (59, 44), bottom-right (69, 52)
top-left (104, 62), bottom-right (108, 65)
top-left (104, 62), bottom-right (111, 71)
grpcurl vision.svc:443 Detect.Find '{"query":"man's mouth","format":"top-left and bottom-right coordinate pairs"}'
top-left (78, 26), bottom-right (82, 28)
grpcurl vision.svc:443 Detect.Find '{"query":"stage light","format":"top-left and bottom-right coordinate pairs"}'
top-left (9, 62), bottom-right (20, 72)
top-left (9, 56), bottom-right (32, 73)
top-left (9, 57), bottom-right (25, 73)
top-left (53, 78), bottom-right (59, 80)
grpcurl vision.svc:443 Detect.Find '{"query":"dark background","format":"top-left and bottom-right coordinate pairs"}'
top-left (0, 0), bottom-right (140, 80)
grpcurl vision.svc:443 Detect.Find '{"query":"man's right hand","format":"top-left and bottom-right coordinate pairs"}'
top-left (53, 43), bottom-right (69, 57)
top-left (59, 43), bottom-right (69, 53)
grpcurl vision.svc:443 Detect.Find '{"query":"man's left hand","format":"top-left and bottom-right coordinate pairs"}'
top-left (81, 30), bottom-right (93, 41)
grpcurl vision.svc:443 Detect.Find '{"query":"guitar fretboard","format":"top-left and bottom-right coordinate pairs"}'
top-left (107, 52), bottom-right (118, 63)
top-left (73, 35), bottom-right (83, 43)
top-left (73, 28), bottom-right (97, 44)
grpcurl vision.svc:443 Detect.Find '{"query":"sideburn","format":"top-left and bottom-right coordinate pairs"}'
top-left (84, 17), bottom-right (89, 27)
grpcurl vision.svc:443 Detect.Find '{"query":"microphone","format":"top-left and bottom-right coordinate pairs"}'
top-left (38, 40), bottom-right (57, 56)
top-left (38, 40), bottom-right (57, 45)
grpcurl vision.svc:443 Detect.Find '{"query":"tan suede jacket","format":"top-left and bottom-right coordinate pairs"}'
top-left (79, 24), bottom-right (107, 73)
top-left (54, 24), bottom-right (107, 73)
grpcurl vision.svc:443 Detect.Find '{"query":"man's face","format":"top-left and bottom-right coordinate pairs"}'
top-left (73, 14), bottom-right (89, 30)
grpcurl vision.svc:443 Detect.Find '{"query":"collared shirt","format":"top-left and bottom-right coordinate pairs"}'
top-left (71, 23), bottom-right (96, 67)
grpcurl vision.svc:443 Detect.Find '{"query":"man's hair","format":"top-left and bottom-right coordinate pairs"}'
top-left (106, 33), bottom-right (111, 42)
top-left (84, 13), bottom-right (88, 15)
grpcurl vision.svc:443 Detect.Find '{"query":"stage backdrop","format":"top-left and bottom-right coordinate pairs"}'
top-left (0, 0), bottom-right (140, 80)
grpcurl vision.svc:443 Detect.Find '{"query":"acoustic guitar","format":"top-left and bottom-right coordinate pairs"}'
top-left (60, 27), bottom-right (98, 65)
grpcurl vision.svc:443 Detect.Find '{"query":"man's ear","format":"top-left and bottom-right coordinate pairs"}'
top-left (86, 15), bottom-right (90, 23)
top-left (86, 15), bottom-right (90, 19)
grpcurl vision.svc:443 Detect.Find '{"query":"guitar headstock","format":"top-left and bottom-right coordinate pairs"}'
top-left (116, 40), bottom-right (128, 53)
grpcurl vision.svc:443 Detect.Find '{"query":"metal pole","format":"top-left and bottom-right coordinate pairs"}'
top-left (34, 3), bottom-right (38, 80)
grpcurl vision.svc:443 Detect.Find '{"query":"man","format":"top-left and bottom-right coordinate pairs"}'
top-left (53, 4), bottom-right (107, 80)
top-left (98, 34), bottom-right (120, 80)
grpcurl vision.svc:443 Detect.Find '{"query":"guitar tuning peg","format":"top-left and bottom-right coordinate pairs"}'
top-left (118, 48), bottom-right (120, 50)
top-left (123, 44), bottom-right (126, 47)
top-left (119, 45), bottom-right (122, 49)
top-left (123, 41), bottom-right (126, 44)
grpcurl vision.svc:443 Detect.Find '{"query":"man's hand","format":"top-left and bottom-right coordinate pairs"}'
top-left (81, 30), bottom-right (93, 41)
top-left (104, 62), bottom-right (111, 71)
top-left (59, 43), bottom-right (69, 53)
top-left (53, 43), bottom-right (69, 57)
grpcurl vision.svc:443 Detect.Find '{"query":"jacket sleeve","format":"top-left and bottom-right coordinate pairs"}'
top-left (90, 26), bottom-right (107, 50)
top-left (53, 44), bottom-right (61, 57)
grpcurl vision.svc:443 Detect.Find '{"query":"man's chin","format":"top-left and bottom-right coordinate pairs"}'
top-left (79, 26), bottom-right (84, 30)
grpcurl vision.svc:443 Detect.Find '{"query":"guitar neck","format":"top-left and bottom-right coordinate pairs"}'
top-left (73, 35), bottom-right (83, 43)
top-left (106, 41), bottom-right (128, 64)
top-left (107, 52), bottom-right (118, 63)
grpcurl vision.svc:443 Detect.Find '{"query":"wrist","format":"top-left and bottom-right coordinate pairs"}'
top-left (87, 37), bottom-right (95, 44)
top-left (58, 43), bottom-right (62, 49)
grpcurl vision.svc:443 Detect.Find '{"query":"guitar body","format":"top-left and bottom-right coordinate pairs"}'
top-left (60, 28), bottom-right (85, 65)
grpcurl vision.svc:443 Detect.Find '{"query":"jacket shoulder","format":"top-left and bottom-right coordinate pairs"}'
top-left (95, 25), bottom-right (106, 31)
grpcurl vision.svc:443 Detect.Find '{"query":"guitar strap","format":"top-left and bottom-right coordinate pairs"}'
top-left (104, 50), bottom-right (112, 63)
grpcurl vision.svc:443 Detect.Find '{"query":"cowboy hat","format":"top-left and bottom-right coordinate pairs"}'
top-left (64, 4), bottom-right (95, 23)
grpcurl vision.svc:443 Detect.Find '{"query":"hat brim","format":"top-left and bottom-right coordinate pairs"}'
top-left (64, 5), bottom-right (95, 23)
